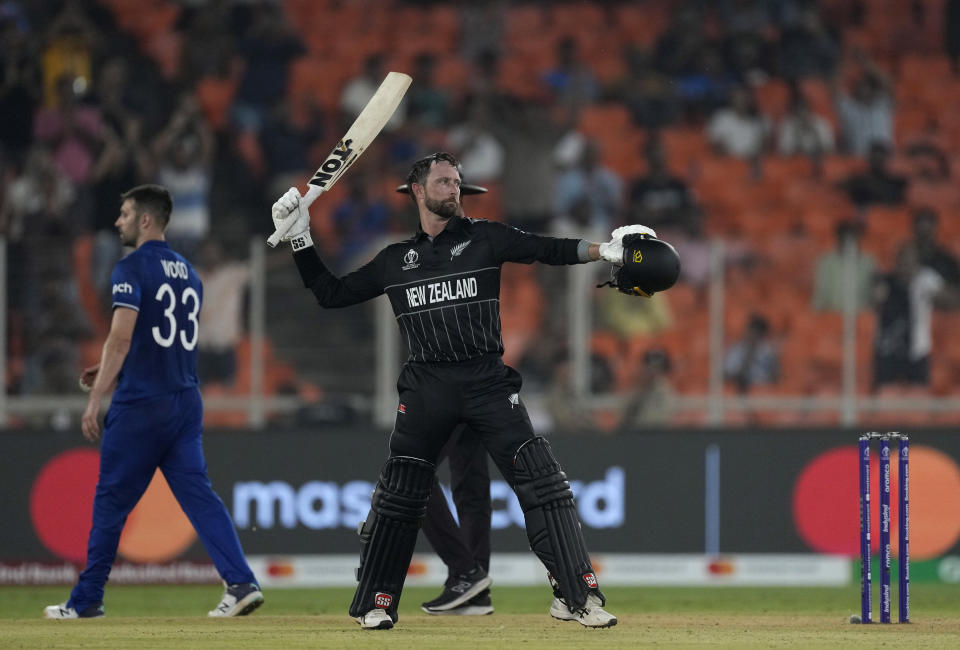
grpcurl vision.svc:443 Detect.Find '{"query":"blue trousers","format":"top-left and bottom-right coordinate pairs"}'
top-left (69, 388), bottom-right (255, 610)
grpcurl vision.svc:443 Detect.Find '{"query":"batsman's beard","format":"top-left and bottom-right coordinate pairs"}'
top-left (425, 196), bottom-right (460, 220)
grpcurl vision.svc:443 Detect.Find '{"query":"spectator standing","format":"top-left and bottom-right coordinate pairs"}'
top-left (340, 53), bottom-right (406, 133)
top-left (544, 352), bottom-right (612, 434)
top-left (706, 85), bottom-right (771, 162)
top-left (907, 208), bottom-right (960, 289)
top-left (553, 139), bottom-right (623, 237)
top-left (0, 6), bottom-right (41, 163)
top-left (406, 52), bottom-right (451, 129)
top-left (543, 36), bottom-right (598, 114)
top-left (676, 46), bottom-right (736, 120)
top-left (832, 48), bottom-right (894, 157)
top-left (872, 244), bottom-right (959, 389)
top-left (90, 57), bottom-right (150, 294)
top-left (839, 141), bottom-right (907, 208)
top-left (655, 5), bottom-right (708, 78)
top-left (811, 220), bottom-right (877, 312)
top-left (489, 94), bottom-right (570, 232)
top-left (627, 138), bottom-right (697, 233)
top-left (604, 45), bottom-right (680, 129)
top-left (777, 2), bottom-right (839, 80)
top-left (196, 238), bottom-right (250, 388)
top-left (445, 96), bottom-right (504, 185)
top-left (331, 174), bottom-right (392, 272)
top-left (777, 87), bottom-right (835, 160)
top-left (723, 313), bottom-right (780, 393)
top-left (259, 97), bottom-right (324, 199)
top-left (230, 3), bottom-right (304, 132)
top-left (33, 72), bottom-right (104, 188)
top-left (618, 348), bottom-right (676, 430)
top-left (153, 94), bottom-right (215, 261)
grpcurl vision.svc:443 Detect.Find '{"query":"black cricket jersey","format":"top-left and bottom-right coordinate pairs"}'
top-left (294, 216), bottom-right (584, 362)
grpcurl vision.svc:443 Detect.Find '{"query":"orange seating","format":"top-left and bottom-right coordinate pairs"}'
top-left (861, 206), bottom-right (910, 262)
top-left (601, 129), bottom-right (646, 178)
top-left (288, 56), bottom-right (349, 114)
top-left (798, 78), bottom-right (838, 129)
top-left (659, 127), bottom-right (709, 176)
top-left (907, 180), bottom-right (960, 213)
top-left (613, 4), bottom-right (669, 47)
top-left (194, 76), bottom-right (238, 132)
top-left (431, 58), bottom-right (470, 97)
top-left (820, 155), bottom-right (864, 183)
top-left (754, 79), bottom-right (791, 120)
top-left (577, 103), bottom-right (633, 137)
top-left (500, 264), bottom-right (544, 367)
top-left (72, 234), bottom-right (110, 338)
top-left (551, 3), bottom-right (607, 33)
top-left (506, 5), bottom-right (547, 39)
top-left (898, 54), bottom-right (952, 84)
top-left (763, 156), bottom-right (815, 187)
top-left (663, 283), bottom-right (700, 319)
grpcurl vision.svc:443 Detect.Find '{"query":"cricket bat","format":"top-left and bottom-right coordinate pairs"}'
top-left (266, 71), bottom-right (413, 247)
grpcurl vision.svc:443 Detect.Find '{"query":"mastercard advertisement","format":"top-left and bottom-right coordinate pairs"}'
top-left (2, 428), bottom-right (959, 581)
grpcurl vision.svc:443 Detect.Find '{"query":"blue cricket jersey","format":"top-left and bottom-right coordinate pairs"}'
top-left (109, 240), bottom-right (203, 404)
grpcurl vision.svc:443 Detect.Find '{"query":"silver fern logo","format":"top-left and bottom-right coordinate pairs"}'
top-left (450, 240), bottom-right (472, 260)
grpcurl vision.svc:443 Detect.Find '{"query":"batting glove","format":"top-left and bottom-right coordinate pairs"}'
top-left (271, 187), bottom-right (313, 251)
top-left (599, 224), bottom-right (657, 264)
top-left (611, 224), bottom-right (656, 240)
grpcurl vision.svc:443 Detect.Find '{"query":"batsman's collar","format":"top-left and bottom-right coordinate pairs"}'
top-left (395, 183), bottom-right (488, 195)
top-left (412, 215), bottom-right (469, 241)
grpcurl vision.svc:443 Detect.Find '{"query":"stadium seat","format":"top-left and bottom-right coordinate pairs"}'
top-left (798, 79), bottom-right (838, 130)
top-left (660, 127), bottom-right (709, 176)
top-left (613, 4), bottom-right (669, 47)
top-left (753, 79), bottom-right (791, 120)
top-left (194, 76), bottom-right (238, 132)
top-left (505, 4), bottom-right (547, 39)
top-left (500, 264), bottom-right (544, 367)
top-left (577, 104), bottom-right (633, 138)
top-left (71, 235), bottom-right (109, 337)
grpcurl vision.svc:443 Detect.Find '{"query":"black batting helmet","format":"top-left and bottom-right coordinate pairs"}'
top-left (604, 234), bottom-right (681, 297)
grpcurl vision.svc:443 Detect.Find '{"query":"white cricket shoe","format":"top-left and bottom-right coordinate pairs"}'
top-left (550, 593), bottom-right (617, 628)
top-left (208, 582), bottom-right (264, 617)
top-left (43, 602), bottom-right (104, 619)
top-left (550, 597), bottom-right (577, 621)
top-left (355, 608), bottom-right (394, 629)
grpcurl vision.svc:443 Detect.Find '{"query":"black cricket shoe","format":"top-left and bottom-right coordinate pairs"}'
top-left (423, 588), bottom-right (494, 616)
top-left (421, 567), bottom-right (492, 612)
top-left (208, 581), bottom-right (264, 617)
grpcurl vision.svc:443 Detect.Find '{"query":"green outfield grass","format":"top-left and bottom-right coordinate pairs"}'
top-left (2, 584), bottom-right (959, 648)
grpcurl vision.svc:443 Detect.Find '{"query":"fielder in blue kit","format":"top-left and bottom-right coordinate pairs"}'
top-left (43, 185), bottom-right (263, 619)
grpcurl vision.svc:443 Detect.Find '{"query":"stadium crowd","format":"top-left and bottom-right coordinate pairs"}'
top-left (3, 0), bottom-right (960, 430)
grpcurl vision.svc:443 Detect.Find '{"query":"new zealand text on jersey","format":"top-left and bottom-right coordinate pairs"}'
top-left (406, 276), bottom-right (478, 308)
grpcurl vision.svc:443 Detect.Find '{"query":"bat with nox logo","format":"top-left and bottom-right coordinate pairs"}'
top-left (266, 71), bottom-right (413, 247)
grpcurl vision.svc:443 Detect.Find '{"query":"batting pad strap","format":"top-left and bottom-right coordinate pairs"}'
top-left (348, 456), bottom-right (435, 620)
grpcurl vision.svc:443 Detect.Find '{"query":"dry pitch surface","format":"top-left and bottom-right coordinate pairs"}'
top-left (2, 585), bottom-right (959, 649)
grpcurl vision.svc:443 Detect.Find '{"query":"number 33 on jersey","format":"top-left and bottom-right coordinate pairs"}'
top-left (109, 240), bottom-right (203, 403)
